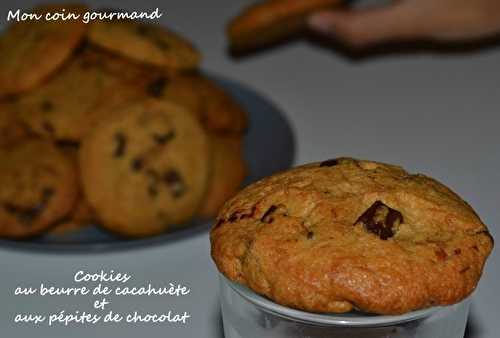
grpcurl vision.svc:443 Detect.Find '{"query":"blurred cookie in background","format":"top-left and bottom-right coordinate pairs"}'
top-left (199, 132), bottom-right (247, 218)
top-left (80, 99), bottom-right (210, 237)
top-left (147, 73), bottom-right (248, 133)
top-left (0, 139), bottom-right (79, 239)
top-left (0, 4), bottom-right (88, 97)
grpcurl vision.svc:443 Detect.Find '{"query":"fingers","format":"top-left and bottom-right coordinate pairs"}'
top-left (308, 3), bottom-right (429, 48)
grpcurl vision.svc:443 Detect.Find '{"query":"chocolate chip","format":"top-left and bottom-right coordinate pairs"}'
top-left (261, 205), bottom-right (277, 223)
top-left (355, 201), bottom-right (403, 240)
top-left (113, 132), bottom-right (126, 158)
top-left (320, 159), bottom-right (339, 167)
top-left (3, 203), bottom-right (39, 224)
top-left (152, 131), bottom-right (175, 145)
top-left (42, 121), bottom-right (55, 135)
top-left (147, 77), bottom-right (169, 98)
top-left (163, 169), bottom-right (185, 198)
top-left (435, 248), bottom-right (448, 261)
top-left (307, 231), bottom-right (315, 239)
top-left (40, 100), bottom-right (54, 112)
top-left (3, 188), bottom-right (54, 225)
top-left (454, 249), bottom-right (462, 255)
top-left (131, 157), bottom-right (144, 171)
top-left (460, 266), bottom-right (470, 274)
top-left (41, 188), bottom-right (54, 202)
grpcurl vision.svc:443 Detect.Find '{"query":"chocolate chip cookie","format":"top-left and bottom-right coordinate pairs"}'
top-left (88, 20), bottom-right (201, 72)
top-left (199, 133), bottom-right (247, 218)
top-left (227, 0), bottom-right (343, 53)
top-left (80, 98), bottom-right (210, 237)
top-left (17, 48), bottom-right (148, 141)
top-left (211, 157), bottom-right (494, 315)
top-left (0, 140), bottom-right (79, 238)
top-left (0, 4), bottom-right (87, 97)
top-left (146, 73), bottom-right (248, 133)
top-left (48, 197), bottom-right (96, 236)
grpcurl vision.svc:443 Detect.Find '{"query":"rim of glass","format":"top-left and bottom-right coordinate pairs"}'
top-left (220, 274), bottom-right (445, 327)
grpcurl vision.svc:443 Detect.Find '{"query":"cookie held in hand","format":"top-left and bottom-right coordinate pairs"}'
top-left (88, 20), bottom-right (201, 72)
top-left (198, 132), bottom-right (247, 218)
top-left (0, 4), bottom-right (87, 97)
top-left (227, 0), bottom-right (343, 53)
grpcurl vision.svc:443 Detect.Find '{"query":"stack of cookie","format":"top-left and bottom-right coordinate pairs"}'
top-left (0, 4), bottom-right (248, 239)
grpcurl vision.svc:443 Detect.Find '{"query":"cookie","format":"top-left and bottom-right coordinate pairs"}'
top-left (199, 133), bottom-right (247, 218)
top-left (0, 140), bottom-right (79, 238)
top-left (48, 198), bottom-right (96, 236)
top-left (0, 101), bottom-right (31, 147)
top-left (227, 0), bottom-right (342, 52)
top-left (17, 48), bottom-right (149, 141)
top-left (146, 73), bottom-right (248, 133)
top-left (211, 157), bottom-right (494, 315)
top-left (0, 4), bottom-right (87, 97)
top-left (80, 98), bottom-right (210, 237)
top-left (88, 20), bottom-right (201, 72)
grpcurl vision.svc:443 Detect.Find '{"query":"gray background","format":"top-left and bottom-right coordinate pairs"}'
top-left (0, 0), bottom-right (498, 337)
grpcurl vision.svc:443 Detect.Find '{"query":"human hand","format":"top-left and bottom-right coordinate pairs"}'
top-left (308, 0), bottom-right (500, 48)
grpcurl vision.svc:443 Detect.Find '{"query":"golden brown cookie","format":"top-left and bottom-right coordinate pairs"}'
top-left (17, 48), bottom-right (149, 141)
top-left (0, 140), bottom-right (79, 239)
top-left (80, 98), bottom-right (210, 237)
top-left (199, 133), bottom-right (247, 218)
top-left (0, 4), bottom-right (87, 97)
top-left (88, 20), bottom-right (201, 72)
top-left (146, 73), bottom-right (248, 133)
top-left (211, 157), bottom-right (494, 315)
top-left (227, 0), bottom-right (343, 52)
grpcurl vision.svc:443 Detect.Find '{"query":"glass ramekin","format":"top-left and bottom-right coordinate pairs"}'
top-left (219, 274), bottom-right (471, 338)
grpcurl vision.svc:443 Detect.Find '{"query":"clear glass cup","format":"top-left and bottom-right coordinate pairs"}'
top-left (219, 274), bottom-right (471, 338)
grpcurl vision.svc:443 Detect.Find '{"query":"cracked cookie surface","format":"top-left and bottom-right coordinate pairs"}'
top-left (80, 98), bottom-right (209, 237)
top-left (211, 157), bottom-right (494, 314)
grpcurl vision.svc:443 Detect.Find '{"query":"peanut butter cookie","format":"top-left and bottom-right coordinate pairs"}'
top-left (211, 157), bottom-right (494, 315)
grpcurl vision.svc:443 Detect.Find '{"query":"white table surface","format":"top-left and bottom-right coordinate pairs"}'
top-left (1, 1), bottom-right (499, 337)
